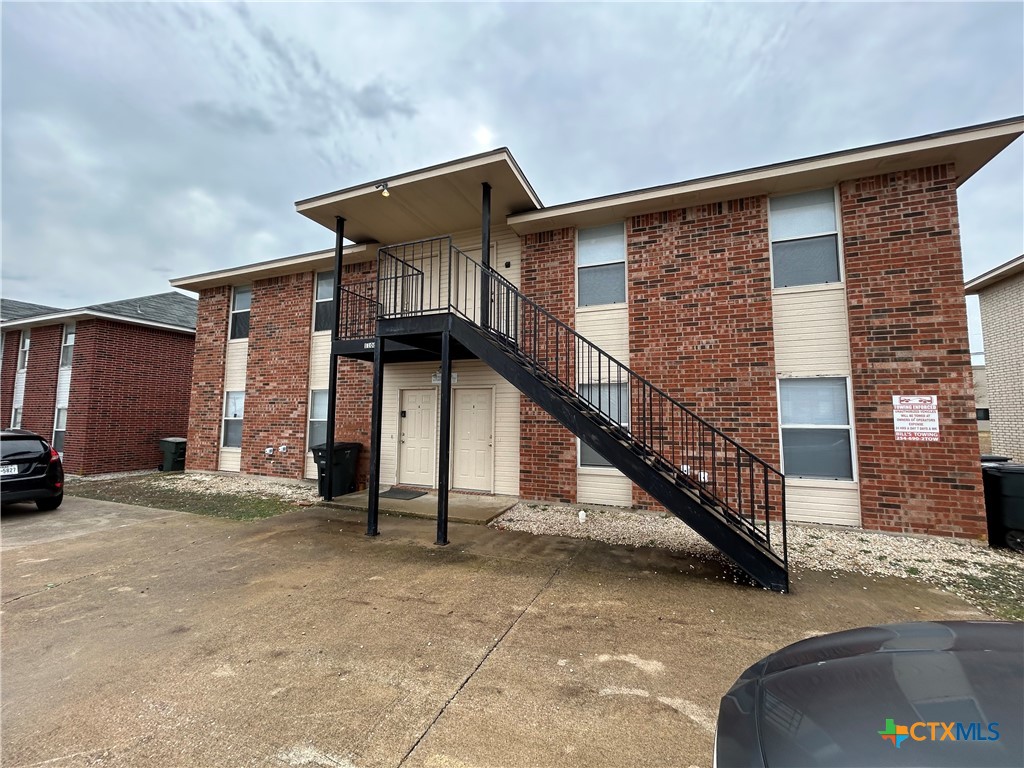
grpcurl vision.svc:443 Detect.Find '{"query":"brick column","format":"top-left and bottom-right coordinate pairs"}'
top-left (520, 228), bottom-right (577, 503)
top-left (21, 324), bottom-right (62, 439)
top-left (1, 329), bottom-right (21, 423)
top-left (186, 287), bottom-right (230, 472)
top-left (842, 164), bottom-right (985, 538)
top-left (241, 273), bottom-right (314, 478)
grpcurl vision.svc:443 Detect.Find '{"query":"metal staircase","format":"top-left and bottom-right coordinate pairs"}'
top-left (360, 237), bottom-right (788, 592)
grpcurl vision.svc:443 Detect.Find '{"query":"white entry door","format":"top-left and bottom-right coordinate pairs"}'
top-left (399, 389), bottom-right (436, 486)
top-left (452, 388), bottom-right (493, 492)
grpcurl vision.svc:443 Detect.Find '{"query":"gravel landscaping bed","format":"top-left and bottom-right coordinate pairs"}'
top-left (147, 472), bottom-right (321, 503)
top-left (493, 502), bottom-right (1024, 620)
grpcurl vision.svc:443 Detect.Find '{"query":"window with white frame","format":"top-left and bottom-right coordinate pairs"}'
top-left (578, 382), bottom-right (629, 467)
top-left (11, 408), bottom-right (22, 429)
top-left (230, 286), bottom-right (251, 340)
top-left (60, 322), bottom-right (76, 368)
top-left (53, 408), bottom-right (67, 453)
top-left (779, 377), bottom-right (853, 480)
top-left (308, 389), bottom-right (328, 449)
top-left (222, 391), bottom-right (245, 448)
top-left (314, 272), bottom-right (334, 333)
top-left (17, 329), bottom-right (30, 371)
top-left (769, 189), bottom-right (841, 288)
top-left (578, 223), bottom-right (626, 307)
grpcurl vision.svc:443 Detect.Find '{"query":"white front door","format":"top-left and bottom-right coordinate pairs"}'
top-left (399, 389), bottom-right (436, 486)
top-left (452, 388), bottom-right (493, 492)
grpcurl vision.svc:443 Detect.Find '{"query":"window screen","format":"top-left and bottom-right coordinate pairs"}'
top-left (779, 377), bottom-right (853, 480)
top-left (223, 391), bottom-right (245, 448)
top-left (770, 189), bottom-right (841, 288)
top-left (578, 223), bottom-right (626, 307)
top-left (308, 390), bottom-right (328, 449)
top-left (314, 272), bottom-right (335, 332)
top-left (579, 382), bottom-right (629, 467)
top-left (230, 287), bottom-right (251, 340)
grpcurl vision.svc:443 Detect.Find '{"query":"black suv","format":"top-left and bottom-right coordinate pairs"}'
top-left (1, 429), bottom-right (64, 511)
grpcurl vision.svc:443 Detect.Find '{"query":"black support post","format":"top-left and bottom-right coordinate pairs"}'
top-left (324, 216), bottom-right (345, 500)
top-left (479, 182), bottom-right (492, 330)
top-left (366, 336), bottom-right (384, 537)
top-left (435, 327), bottom-right (453, 545)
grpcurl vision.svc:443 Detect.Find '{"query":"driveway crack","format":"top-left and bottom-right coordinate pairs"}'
top-left (396, 552), bottom-right (576, 767)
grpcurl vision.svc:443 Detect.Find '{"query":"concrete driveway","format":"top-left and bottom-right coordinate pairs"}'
top-left (1, 496), bottom-right (986, 768)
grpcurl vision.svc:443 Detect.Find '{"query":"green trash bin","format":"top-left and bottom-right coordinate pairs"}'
top-left (310, 442), bottom-right (362, 498)
top-left (159, 437), bottom-right (187, 471)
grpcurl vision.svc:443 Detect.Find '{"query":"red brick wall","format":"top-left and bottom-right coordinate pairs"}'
top-left (334, 359), bottom-right (373, 489)
top-left (520, 228), bottom-right (577, 503)
top-left (1, 329), bottom-right (21, 424)
top-left (64, 320), bottom-right (194, 474)
top-left (241, 273), bottom-right (314, 478)
top-left (627, 200), bottom-right (780, 511)
top-left (20, 324), bottom-right (62, 439)
top-left (186, 287), bottom-right (230, 472)
top-left (842, 164), bottom-right (985, 538)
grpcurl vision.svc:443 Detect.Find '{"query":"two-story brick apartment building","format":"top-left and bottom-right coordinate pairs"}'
top-left (172, 117), bottom-right (1022, 589)
top-left (0, 293), bottom-right (197, 475)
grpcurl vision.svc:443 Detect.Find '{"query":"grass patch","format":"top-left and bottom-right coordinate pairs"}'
top-left (65, 475), bottom-right (303, 520)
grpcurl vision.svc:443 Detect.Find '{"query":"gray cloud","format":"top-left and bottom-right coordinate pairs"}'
top-left (1, 1), bottom-right (1021, 355)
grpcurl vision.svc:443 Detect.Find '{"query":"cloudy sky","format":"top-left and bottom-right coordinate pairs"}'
top-left (2, 2), bottom-right (1021, 352)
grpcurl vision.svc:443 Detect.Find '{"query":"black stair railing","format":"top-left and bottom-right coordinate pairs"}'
top-left (375, 239), bottom-right (787, 564)
top-left (338, 280), bottom-right (380, 339)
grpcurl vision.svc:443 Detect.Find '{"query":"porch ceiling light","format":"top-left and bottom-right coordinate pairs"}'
top-left (375, 182), bottom-right (390, 198)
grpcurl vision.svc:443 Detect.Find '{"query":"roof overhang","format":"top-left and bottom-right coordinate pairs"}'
top-left (294, 148), bottom-right (543, 243)
top-left (170, 243), bottom-right (380, 293)
top-left (965, 254), bottom-right (1024, 294)
top-left (507, 116), bottom-right (1024, 235)
top-left (0, 310), bottom-right (194, 335)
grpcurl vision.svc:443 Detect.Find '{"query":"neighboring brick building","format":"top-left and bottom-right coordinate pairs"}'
top-left (172, 117), bottom-right (1022, 544)
top-left (0, 293), bottom-right (197, 475)
top-left (967, 254), bottom-right (1024, 461)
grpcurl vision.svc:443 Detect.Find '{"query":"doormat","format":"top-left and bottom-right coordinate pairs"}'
top-left (380, 487), bottom-right (427, 500)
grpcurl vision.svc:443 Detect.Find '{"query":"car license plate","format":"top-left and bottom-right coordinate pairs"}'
top-left (0, 464), bottom-right (17, 476)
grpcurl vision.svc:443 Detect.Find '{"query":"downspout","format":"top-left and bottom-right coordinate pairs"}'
top-left (324, 216), bottom-right (345, 500)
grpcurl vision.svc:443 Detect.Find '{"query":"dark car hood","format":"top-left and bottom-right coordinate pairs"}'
top-left (717, 621), bottom-right (1024, 768)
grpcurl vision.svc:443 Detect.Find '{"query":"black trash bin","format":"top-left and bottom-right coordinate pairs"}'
top-left (311, 442), bottom-right (362, 498)
top-left (981, 462), bottom-right (1024, 552)
top-left (159, 437), bottom-right (187, 471)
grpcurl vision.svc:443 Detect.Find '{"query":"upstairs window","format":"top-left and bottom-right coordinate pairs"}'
top-left (779, 377), bottom-right (853, 480)
top-left (769, 189), bottom-right (841, 288)
top-left (17, 330), bottom-right (30, 371)
top-left (578, 223), bottom-right (626, 307)
top-left (314, 272), bottom-right (335, 333)
top-left (230, 286), bottom-right (251, 340)
top-left (60, 322), bottom-right (76, 368)
top-left (222, 391), bottom-right (245, 448)
top-left (11, 408), bottom-right (22, 429)
top-left (578, 382), bottom-right (629, 467)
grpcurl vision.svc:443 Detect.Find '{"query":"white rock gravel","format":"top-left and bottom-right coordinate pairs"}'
top-left (493, 502), bottom-right (1024, 614)
top-left (146, 472), bottom-right (321, 503)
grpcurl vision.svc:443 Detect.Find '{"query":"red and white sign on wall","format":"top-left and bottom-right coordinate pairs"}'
top-left (892, 395), bottom-right (940, 442)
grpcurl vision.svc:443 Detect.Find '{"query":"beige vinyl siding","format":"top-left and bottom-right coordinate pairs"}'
top-left (773, 283), bottom-right (860, 525)
top-left (304, 333), bottom-right (332, 479)
top-left (772, 285), bottom-right (851, 375)
top-left (380, 360), bottom-right (520, 495)
top-left (785, 479), bottom-right (861, 526)
top-left (219, 340), bottom-right (248, 472)
top-left (576, 305), bottom-right (632, 506)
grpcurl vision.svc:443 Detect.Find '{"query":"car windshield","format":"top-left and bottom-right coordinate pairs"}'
top-left (1, 438), bottom-right (47, 459)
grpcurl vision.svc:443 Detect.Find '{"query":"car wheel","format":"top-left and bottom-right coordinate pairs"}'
top-left (1006, 529), bottom-right (1024, 554)
top-left (36, 494), bottom-right (63, 511)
